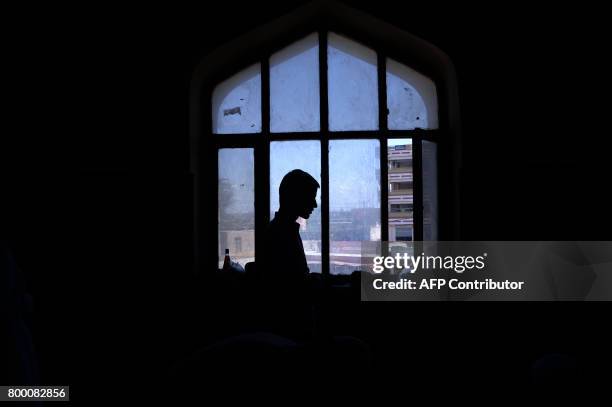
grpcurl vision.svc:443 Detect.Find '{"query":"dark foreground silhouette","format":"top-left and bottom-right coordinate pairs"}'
top-left (169, 170), bottom-right (371, 394)
top-left (258, 169), bottom-right (321, 340)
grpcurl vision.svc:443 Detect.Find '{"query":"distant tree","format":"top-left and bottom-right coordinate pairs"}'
top-left (218, 178), bottom-right (233, 226)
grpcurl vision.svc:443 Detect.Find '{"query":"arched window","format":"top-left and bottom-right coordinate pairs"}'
top-left (191, 1), bottom-right (460, 275)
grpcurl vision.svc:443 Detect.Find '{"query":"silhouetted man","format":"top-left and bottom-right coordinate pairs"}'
top-left (259, 169), bottom-right (319, 339)
top-left (262, 169), bottom-right (319, 281)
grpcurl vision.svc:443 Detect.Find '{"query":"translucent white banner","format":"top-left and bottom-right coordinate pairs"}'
top-left (359, 241), bottom-right (612, 301)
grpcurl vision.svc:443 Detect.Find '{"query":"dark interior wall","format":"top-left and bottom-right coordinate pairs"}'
top-left (4, 0), bottom-right (611, 395)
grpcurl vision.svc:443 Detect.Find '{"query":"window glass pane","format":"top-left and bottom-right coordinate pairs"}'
top-left (270, 34), bottom-right (320, 133)
top-left (212, 64), bottom-right (261, 134)
top-left (387, 139), bottom-right (413, 246)
top-left (386, 58), bottom-right (438, 130)
top-left (329, 139), bottom-right (380, 274)
top-left (218, 148), bottom-right (255, 268)
top-left (422, 141), bottom-right (438, 240)
top-left (328, 33), bottom-right (378, 131)
top-left (270, 141), bottom-right (321, 273)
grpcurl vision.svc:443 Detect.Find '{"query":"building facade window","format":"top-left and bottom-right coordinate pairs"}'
top-left (390, 204), bottom-right (413, 213)
top-left (395, 227), bottom-right (413, 242)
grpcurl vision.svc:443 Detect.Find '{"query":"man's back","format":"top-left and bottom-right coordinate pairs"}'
top-left (257, 170), bottom-right (319, 339)
top-left (262, 211), bottom-right (309, 282)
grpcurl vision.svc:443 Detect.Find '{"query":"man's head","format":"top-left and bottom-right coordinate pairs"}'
top-left (279, 169), bottom-right (320, 219)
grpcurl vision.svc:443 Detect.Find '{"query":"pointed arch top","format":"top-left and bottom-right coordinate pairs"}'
top-left (191, 0), bottom-right (461, 169)
top-left (191, 1), bottom-right (454, 90)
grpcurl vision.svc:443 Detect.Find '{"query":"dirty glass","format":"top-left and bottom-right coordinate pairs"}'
top-left (328, 33), bottom-right (379, 131)
top-left (270, 33), bottom-right (320, 133)
top-left (387, 139), bottom-right (414, 244)
top-left (329, 139), bottom-right (380, 274)
top-left (270, 141), bottom-right (322, 273)
top-left (218, 148), bottom-right (255, 268)
top-left (212, 64), bottom-right (261, 134)
top-left (422, 140), bottom-right (438, 240)
top-left (386, 58), bottom-right (438, 130)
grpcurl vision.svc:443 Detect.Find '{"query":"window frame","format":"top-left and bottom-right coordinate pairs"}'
top-left (192, 3), bottom-right (461, 275)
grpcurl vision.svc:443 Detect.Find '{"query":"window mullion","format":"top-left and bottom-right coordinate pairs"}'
top-left (378, 52), bottom-right (389, 244)
top-left (262, 58), bottom-right (270, 134)
top-left (255, 58), bottom-right (271, 265)
top-left (319, 30), bottom-right (330, 276)
top-left (413, 139), bottom-right (424, 241)
top-left (209, 137), bottom-right (218, 274)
